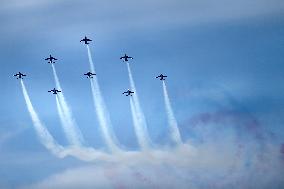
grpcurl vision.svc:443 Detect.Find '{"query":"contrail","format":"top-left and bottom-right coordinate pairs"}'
top-left (20, 80), bottom-right (111, 161)
top-left (86, 45), bottom-right (121, 153)
top-left (162, 81), bottom-right (182, 145)
top-left (55, 95), bottom-right (82, 146)
top-left (129, 97), bottom-right (148, 149)
top-left (20, 80), bottom-right (64, 156)
top-left (51, 64), bottom-right (84, 146)
top-left (126, 62), bottom-right (151, 149)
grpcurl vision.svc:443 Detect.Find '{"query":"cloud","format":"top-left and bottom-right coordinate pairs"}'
top-left (22, 113), bottom-right (284, 189)
top-left (22, 141), bottom-right (284, 189)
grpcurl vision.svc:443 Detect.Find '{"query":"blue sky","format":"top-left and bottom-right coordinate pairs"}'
top-left (1, 0), bottom-right (284, 188)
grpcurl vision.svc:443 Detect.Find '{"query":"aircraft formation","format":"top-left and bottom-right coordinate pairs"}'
top-left (14, 36), bottom-right (167, 96)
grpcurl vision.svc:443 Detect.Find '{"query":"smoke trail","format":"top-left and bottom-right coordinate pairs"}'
top-left (20, 80), bottom-right (113, 162)
top-left (51, 64), bottom-right (84, 146)
top-left (20, 80), bottom-right (64, 156)
top-left (54, 95), bottom-right (82, 146)
top-left (126, 62), bottom-right (151, 149)
top-left (86, 45), bottom-right (121, 153)
top-left (162, 81), bottom-right (182, 145)
top-left (87, 45), bottom-right (95, 73)
top-left (129, 98), bottom-right (148, 149)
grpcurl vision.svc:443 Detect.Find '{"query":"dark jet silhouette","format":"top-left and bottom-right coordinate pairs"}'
top-left (156, 74), bottom-right (167, 80)
top-left (48, 88), bottom-right (61, 94)
top-left (14, 72), bottom-right (26, 79)
top-left (80, 36), bottom-right (92, 44)
top-left (45, 55), bottom-right (57, 64)
top-left (120, 54), bottom-right (133, 62)
top-left (123, 89), bottom-right (134, 96)
top-left (84, 71), bottom-right (96, 78)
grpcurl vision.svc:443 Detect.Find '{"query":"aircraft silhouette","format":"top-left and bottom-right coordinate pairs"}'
top-left (45, 55), bottom-right (57, 64)
top-left (156, 74), bottom-right (167, 80)
top-left (48, 88), bottom-right (61, 94)
top-left (120, 54), bottom-right (133, 62)
top-left (123, 89), bottom-right (134, 96)
top-left (84, 71), bottom-right (96, 78)
top-left (14, 72), bottom-right (26, 79)
top-left (80, 36), bottom-right (92, 44)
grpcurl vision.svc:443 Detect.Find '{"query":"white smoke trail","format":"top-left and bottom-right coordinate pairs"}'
top-left (87, 45), bottom-right (95, 73)
top-left (20, 80), bottom-right (112, 161)
top-left (51, 64), bottom-right (84, 146)
top-left (86, 45), bottom-right (121, 153)
top-left (20, 80), bottom-right (64, 157)
top-left (90, 79), bottom-right (120, 152)
top-left (126, 62), bottom-right (151, 149)
top-left (55, 95), bottom-right (82, 146)
top-left (129, 98), bottom-right (148, 149)
top-left (162, 81), bottom-right (182, 145)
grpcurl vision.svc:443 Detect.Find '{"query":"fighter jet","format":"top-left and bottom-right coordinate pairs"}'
top-left (45, 55), bottom-right (57, 64)
top-left (120, 54), bottom-right (133, 62)
top-left (80, 36), bottom-right (92, 44)
top-left (122, 89), bottom-right (134, 96)
top-left (48, 88), bottom-right (61, 94)
top-left (156, 74), bottom-right (167, 80)
top-left (84, 71), bottom-right (96, 78)
top-left (14, 72), bottom-right (26, 79)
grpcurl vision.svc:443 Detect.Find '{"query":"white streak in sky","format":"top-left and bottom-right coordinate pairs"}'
top-left (129, 97), bottom-right (148, 149)
top-left (162, 81), bottom-right (182, 145)
top-left (55, 95), bottom-right (81, 146)
top-left (51, 64), bottom-right (84, 146)
top-left (126, 62), bottom-right (151, 149)
top-left (20, 80), bottom-right (64, 156)
top-left (20, 80), bottom-right (113, 161)
top-left (86, 45), bottom-right (121, 153)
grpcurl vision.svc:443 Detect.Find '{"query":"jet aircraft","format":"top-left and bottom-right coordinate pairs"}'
top-left (84, 71), bottom-right (96, 78)
top-left (80, 36), bottom-right (92, 44)
top-left (14, 72), bottom-right (26, 79)
top-left (45, 55), bottom-right (57, 64)
top-left (120, 54), bottom-right (133, 62)
top-left (123, 89), bottom-right (134, 96)
top-left (156, 74), bottom-right (167, 80)
top-left (48, 88), bottom-right (61, 94)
